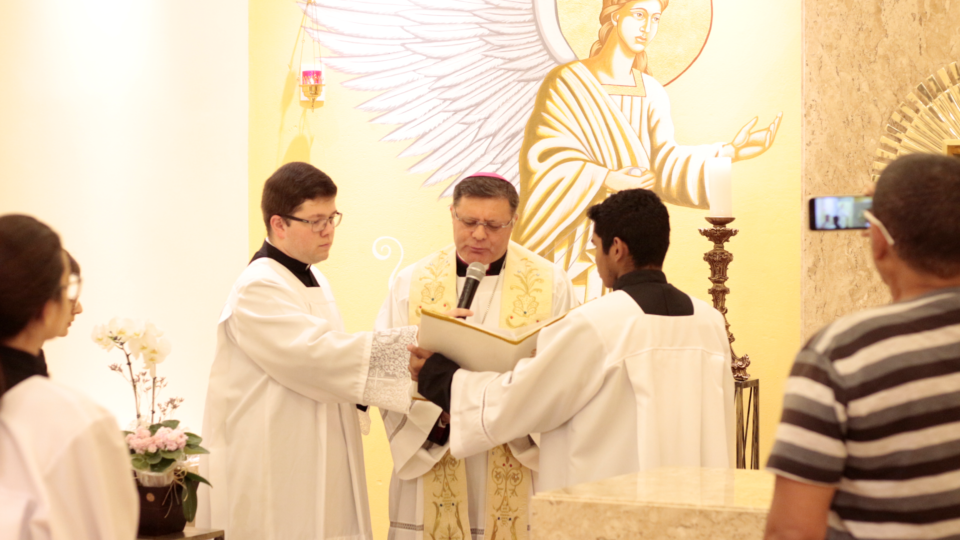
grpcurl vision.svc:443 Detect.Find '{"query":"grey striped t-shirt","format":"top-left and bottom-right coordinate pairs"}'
top-left (767, 287), bottom-right (960, 540)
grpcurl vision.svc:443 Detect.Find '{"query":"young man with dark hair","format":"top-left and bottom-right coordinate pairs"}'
top-left (409, 188), bottom-right (734, 494)
top-left (200, 162), bottom-right (420, 540)
top-left (764, 153), bottom-right (960, 540)
top-left (375, 173), bottom-right (577, 540)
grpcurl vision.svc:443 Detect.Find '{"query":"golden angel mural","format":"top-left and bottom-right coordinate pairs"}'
top-left (305, 0), bottom-right (780, 290)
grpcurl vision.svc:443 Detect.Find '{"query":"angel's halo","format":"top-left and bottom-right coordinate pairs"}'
top-left (557, 0), bottom-right (714, 86)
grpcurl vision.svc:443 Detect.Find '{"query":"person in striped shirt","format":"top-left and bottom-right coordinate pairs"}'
top-left (764, 153), bottom-right (960, 540)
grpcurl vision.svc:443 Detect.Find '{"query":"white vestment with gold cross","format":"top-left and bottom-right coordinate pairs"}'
top-left (375, 241), bottom-right (577, 540)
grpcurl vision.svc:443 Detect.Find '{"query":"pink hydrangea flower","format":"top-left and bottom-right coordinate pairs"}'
top-left (126, 426), bottom-right (187, 455)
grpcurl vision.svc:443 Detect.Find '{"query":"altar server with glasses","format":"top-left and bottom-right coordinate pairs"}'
top-left (199, 162), bottom-right (419, 540)
top-left (0, 214), bottom-right (138, 540)
top-left (375, 173), bottom-right (577, 540)
top-left (409, 189), bottom-right (735, 494)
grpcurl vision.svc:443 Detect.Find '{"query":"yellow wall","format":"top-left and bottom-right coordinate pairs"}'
top-left (249, 1), bottom-right (800, 538)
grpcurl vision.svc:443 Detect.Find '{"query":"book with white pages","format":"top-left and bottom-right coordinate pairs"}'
top-left (418, 309), bottom-right (567, 373)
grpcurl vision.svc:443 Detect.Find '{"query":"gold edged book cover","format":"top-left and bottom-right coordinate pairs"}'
top-left (418, 310), bottom-right (567, 373)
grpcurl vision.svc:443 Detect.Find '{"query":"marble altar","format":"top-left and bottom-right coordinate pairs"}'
top-left (532, 467), bottom-right (774, 539)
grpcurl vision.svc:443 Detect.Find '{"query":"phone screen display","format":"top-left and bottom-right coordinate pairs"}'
top-left (809, 196), bottom-right (872, 230)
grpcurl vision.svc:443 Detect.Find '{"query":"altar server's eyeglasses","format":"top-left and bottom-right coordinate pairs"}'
top-left (863, 210), bottom-right (895, 246)
top-left (282, 212), bottom-right (343, 232)
top-left (62, 273), bottom-right (82, 302)
top-left (452, 208), bottom-right (515, 231)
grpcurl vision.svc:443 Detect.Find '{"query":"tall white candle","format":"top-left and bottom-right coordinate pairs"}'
top-left (706, 157), bottom-right (733, 218)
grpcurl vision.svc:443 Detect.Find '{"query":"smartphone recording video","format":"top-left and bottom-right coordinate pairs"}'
top-left (809, 196), bottom-right (872, 230)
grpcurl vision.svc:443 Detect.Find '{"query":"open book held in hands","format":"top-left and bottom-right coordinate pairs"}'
top-left (418, 309), bottom-right (566, 373)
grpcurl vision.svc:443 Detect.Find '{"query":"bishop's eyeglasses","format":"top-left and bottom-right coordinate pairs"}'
top-left (452, 208), bottom-right (515, 231)
top-left (282, 211), bottom-right (343, 232)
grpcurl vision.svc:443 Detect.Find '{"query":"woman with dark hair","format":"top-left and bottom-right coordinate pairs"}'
top-left (0, 215), bottom-right (137, 540)
top-left (57, 251), bottom-right (83, 337)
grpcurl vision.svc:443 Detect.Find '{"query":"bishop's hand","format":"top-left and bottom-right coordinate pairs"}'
top-left (721, 113), bottom-right (782, 162)
top-left (408, 344), bottom-right (434, 382)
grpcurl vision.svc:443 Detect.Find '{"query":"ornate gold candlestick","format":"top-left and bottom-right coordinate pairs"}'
top-left (698, 216), bottom-right (751, 381)
top-left (699, 216), bottom-right (759, 469)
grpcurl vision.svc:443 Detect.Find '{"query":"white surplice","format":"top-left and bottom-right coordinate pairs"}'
top-left (0, 377), bottom-right (139, 540)
top-left (375, 259), bottom-right (577, 540)
top-left (450, 291), bottom-right (736, 492)
top-left (198, 257), bottom-right (417, 540)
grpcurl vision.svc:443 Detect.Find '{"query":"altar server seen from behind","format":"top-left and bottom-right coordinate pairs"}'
top-left (0, 214), bottom-right (138, 540)
top-left (411, 189), bottom-right (735, 492)
top-left (376, 173), bottom-right (577, 540)
top-left (199, 163), bottom-right (418, 540)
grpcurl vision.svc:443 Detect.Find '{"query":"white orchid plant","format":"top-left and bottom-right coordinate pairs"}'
top-left (92, 318), bottom-right (210, 521)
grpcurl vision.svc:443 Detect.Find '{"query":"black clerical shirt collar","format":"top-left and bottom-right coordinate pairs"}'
top-left (612, 268), bottom-right (694, 317)
top-left (456, 252), bottom-right (507, 277)
top-left (612, 268), bottom-right (668, 290)
top-left (250, 239), bottom-right (319, 288)
top-left (0, 345), bottom-right (49, 392)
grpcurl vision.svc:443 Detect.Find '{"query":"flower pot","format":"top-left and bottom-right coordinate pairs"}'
top-left (136, 481), bottom-right (186, 537)
top-left (136, 468), bottom-right (178, 487)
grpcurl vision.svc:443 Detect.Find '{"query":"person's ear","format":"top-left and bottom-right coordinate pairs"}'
top-left (611, 237), bottom-right (627, 263)
top-left (269, 215), bottom-right (287, 239)
top-left (612, 13), bottom-right (619, 25)
top-left (39, 295), bottom-right (61, 328)
top-left (869, 224), bottom-right (890, 265)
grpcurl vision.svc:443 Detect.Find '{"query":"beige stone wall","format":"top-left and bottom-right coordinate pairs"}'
top-left (803, 0), bottom-right (960, 339)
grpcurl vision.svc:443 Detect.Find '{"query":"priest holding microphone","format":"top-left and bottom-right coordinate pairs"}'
top-left (409, 188), bottom-right (736, 494)
top-left (375, 173), bottom-right (577, 540)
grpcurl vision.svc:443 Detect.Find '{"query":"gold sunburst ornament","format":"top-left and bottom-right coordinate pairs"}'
top-left (872, 62), bottom-right (960, 181)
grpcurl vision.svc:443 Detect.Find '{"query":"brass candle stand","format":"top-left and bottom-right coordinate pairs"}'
top-left (698, 216), bottom-right (759, 470)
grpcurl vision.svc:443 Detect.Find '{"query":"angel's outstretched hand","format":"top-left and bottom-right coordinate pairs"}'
top-left (721, 112), bottom-right (782, 162)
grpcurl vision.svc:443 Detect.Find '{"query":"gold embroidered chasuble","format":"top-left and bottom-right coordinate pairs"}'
top-left (409, 241), bottom-right (552, 540)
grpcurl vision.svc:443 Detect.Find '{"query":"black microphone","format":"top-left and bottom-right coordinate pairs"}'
top-left (457, 262), bottom-right (486, 316)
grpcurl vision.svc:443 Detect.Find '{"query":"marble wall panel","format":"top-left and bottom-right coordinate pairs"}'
top-left (803, 0), bottom-right (960, 338)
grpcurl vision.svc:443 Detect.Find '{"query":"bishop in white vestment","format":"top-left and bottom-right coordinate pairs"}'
top-left (375, 174), bottom-right (577, 540)
top-left (199, 164), bottom-right (417, 540)
top-left (412, 189), bottom-right (735, 495)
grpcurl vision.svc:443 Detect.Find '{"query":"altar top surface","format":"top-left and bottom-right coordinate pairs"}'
top-left (535, 467), bottom-right (775, 512)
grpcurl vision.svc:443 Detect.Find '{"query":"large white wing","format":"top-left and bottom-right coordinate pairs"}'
top-left (301, 0), bottom-right (577, 195)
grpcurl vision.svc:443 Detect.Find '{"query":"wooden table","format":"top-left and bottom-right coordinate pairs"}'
top-left (138, 527), bottom-right (224, 540)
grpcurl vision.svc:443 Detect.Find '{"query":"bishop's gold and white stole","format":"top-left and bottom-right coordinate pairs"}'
top-left (484, 444), bottom-right (531, 540)
top-left (424, 452), bottom-right (471, 540)
top-left (409, 242), bottom-right (552, 540)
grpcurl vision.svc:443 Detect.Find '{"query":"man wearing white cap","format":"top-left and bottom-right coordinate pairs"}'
top-left (375, 173), bottom-right (577, 540)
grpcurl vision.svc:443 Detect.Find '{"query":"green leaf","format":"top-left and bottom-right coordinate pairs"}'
top-left (149, 457), bottom-right (175, 473)
top-left (160, 419), bottom-right (180, 429)
top-left (182, 478), bottom-right (199, 522)
top-left (185, 432), bottom-right (202, 445)
top-left (148, 424), bottom-right (161, 436)
top-left (184, 445), bottom-right (210, 455)
top-left (145, 453), bottom-right (163, 465)
top-left (160, 450), bottom-right (183, 460)
top-left (185, 471), bottom-right (212, 488)
top-left (130, 455), bottom-right (150, 470)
